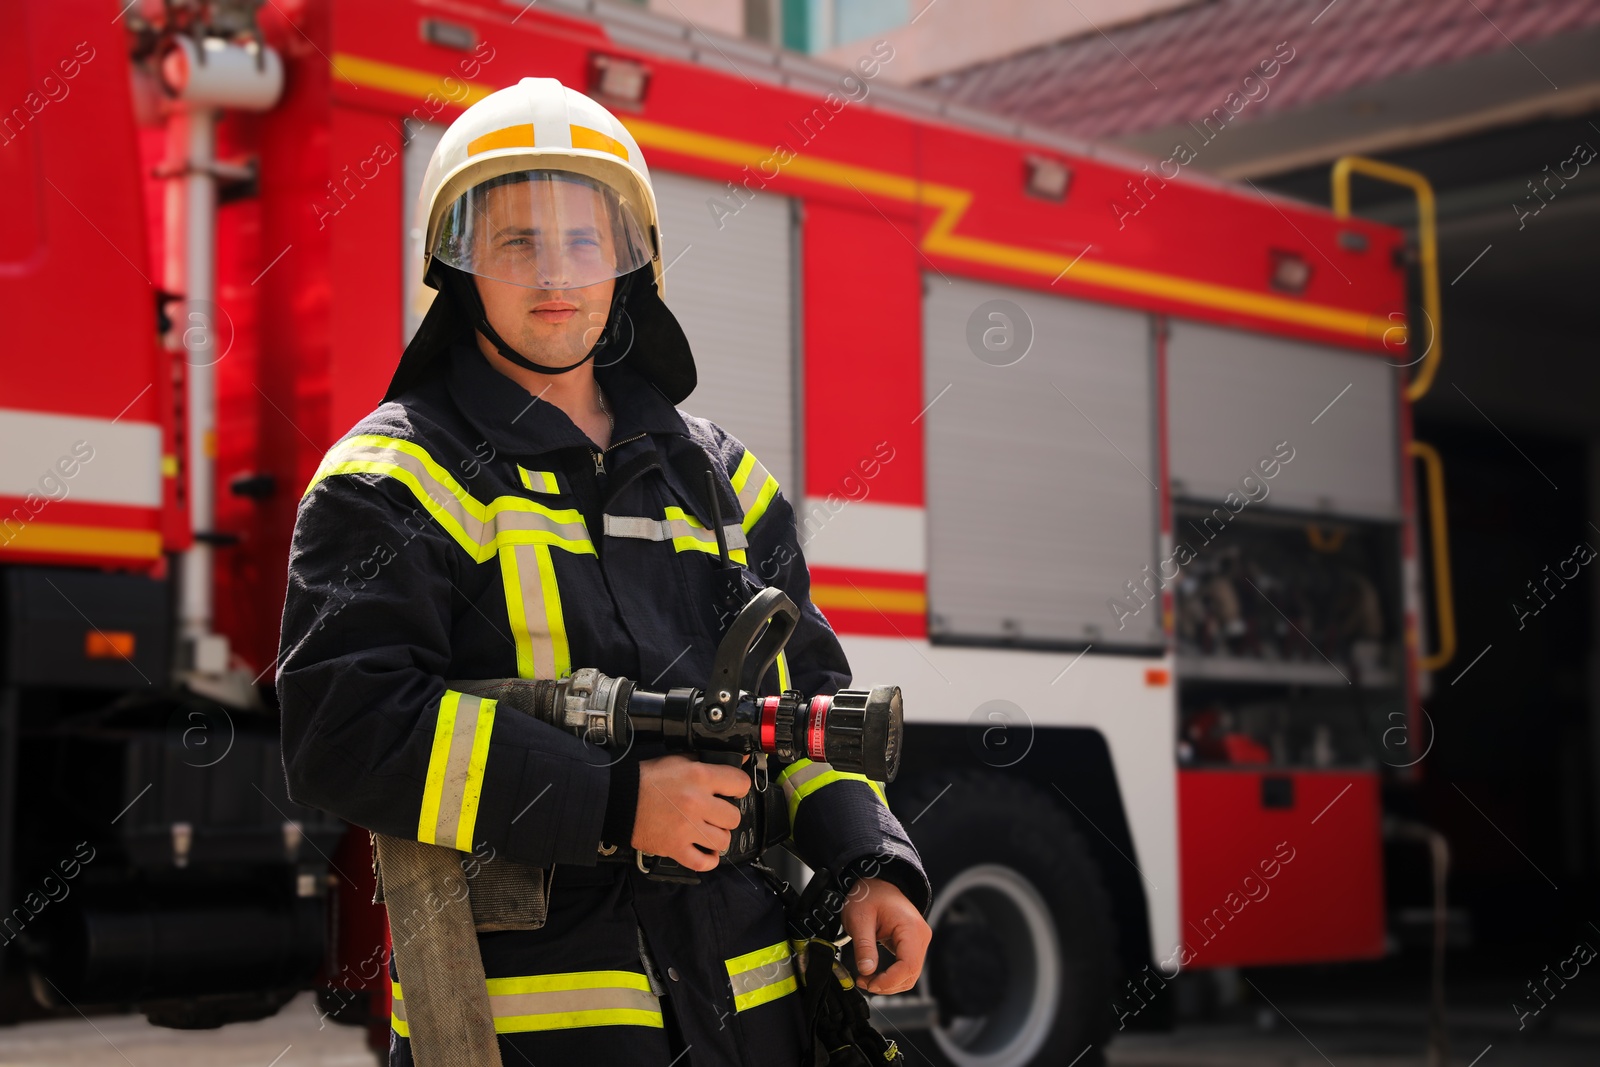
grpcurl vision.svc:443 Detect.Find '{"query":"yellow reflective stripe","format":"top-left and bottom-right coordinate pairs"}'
top-left (418, 691), bottom-right (497, 850)
top-left (744, 477), bottom-right (779, 533)
top-left (459, 696), bottom-right (496, 846)
top-left (603, 513), bottom-right (749, 552)
top-left (489, 971), bottom-right (653, 996)
top-left (392, 971), bottom-right (662, 1035)
top-left (416, 691), bottom-right (457, 842)
top-left (658, 506), bottom-right (749, 560)
top-left (517, 466), bottom-right (560, 494)
top-left (730, 449), bottom-right (779, 534)
top-left (305, 435), bottom-right (594, 563)
top-left (726, 940), bottom-right (793, 973)
top-left (499, 542), bottom-right (571, 680)
top-left (734, 972), bottom-right (797, 1012)
top-left (776, 650), bottom-right (790, 692)
top-left (725, 940), bottom-right (798, 1012)
top-left (776, 758), bottom-right (888, 825)
top-left (535, 545), bottom-right (570, 677)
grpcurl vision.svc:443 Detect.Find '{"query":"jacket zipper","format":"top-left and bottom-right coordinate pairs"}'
top-left (593, 431), bottom-right (646, 476)
top-left (588, 432), bottom-right (647, 558)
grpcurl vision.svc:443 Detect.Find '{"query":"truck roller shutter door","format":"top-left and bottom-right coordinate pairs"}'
top-left (1166, 320), bottom-right (1400, 521)
top-left (403, 120), bottom-right (447, 346)
top-left (923, 276), bottom-right (1161, 649)
top-left (649, 172), bottom-right (797, 493)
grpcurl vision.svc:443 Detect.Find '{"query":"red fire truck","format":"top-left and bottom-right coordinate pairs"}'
top-left (1, 1), bottom-right (1447, 1063)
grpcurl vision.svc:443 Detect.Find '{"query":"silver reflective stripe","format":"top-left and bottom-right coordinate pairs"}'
top-left (777, 758), bottom-right (889, 826)
top-left (499, 542), bottom-right (570, 680)
top-left (604, 515), bottom-right (670, 540)
top-left (306, 435), bottom-right (593, 562)
top-left (418, 691), bottom-right (497, 850)
top-left (730, 449), bottom-right (780, 533)
top-left (603, 513), bottom-right (748, 550)
top-left (724, 940), bottom-right (799, 1012)
top-left (518, 467), bottom-right (560, 494)
top-left (777, 759), bottom-right (830, 814)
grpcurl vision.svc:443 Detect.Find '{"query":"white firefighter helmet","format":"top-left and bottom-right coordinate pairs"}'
top-left (416, 77), bottom-right (666, 297)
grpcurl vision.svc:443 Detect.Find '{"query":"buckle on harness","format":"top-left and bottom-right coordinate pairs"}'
top-left (634, 850), bottom-right (704, 885)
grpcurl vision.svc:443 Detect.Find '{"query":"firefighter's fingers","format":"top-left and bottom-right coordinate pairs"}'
top-left (689, 822), bottom-right (730, 868)
top-left (703, 795), bottom-right (744, 831)
top-left (841, 899), bottom-right (882, 979)
top-left (706, 822), bottom-right (732, 853)
top-left (696, 761), bottom-right (751, 798)
top-left (681, 842), bottom-right (720, 872)
top-left (863, 910), bottom-right (931, 996)
top-left (842, 881), bottom-right (931, 995)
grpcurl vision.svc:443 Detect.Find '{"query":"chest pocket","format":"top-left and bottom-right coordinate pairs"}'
top-left (515, 465), bottom-right (568, 496)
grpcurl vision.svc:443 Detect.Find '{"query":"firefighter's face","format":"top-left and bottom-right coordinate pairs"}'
top-left (471, 178), bottom-right (619, 368)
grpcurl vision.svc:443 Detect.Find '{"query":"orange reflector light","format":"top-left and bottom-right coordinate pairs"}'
top-left (1144, 667), bottom-right (1170, 687)
top-left (86, 630), bottom-right (136, 659)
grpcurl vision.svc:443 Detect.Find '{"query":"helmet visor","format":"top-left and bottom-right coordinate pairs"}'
top-left (432, 170), bottom-right (653, 291)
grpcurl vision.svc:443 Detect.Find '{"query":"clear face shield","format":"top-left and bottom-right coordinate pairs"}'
top-left (431, 170), bottom-right (653, 292)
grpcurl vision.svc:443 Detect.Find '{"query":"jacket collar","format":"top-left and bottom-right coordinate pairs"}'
top-left (444, 339), bottom-right (690, 459)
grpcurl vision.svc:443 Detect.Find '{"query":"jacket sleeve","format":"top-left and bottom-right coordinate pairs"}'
top-left (728, 439), bottom-right (933, 916)
top-left (276, 452), bottom-right (611, 869)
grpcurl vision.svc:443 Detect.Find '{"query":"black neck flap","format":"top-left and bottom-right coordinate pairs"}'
top-left (440, 265), bottom-right (635, 378)
top-left (382, 259), bottom-right (696, 406)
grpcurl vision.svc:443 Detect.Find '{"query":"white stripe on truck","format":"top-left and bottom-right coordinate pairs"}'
top-left (0, 409), bottom-right (162, 508)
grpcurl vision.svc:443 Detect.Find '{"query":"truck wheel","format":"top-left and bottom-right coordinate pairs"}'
top-left (891, 772), bottom-right (1118, 1067)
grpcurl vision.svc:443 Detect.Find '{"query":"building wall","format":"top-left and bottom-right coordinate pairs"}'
top-left (820, 0), bottom-right (1195, 84)
top-left (645, 0), bottom-right (744, 39)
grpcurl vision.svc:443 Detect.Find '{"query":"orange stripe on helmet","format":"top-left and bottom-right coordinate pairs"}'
top-left (467, 124), bottom-right (629, 161)
top-left (569, 124), bottom-right (629, 160)
top-left (467, 123), bottom-right (536, 156)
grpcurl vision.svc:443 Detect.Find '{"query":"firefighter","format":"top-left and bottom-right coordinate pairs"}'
top-left (276, 77), bottom-right (932, 1067)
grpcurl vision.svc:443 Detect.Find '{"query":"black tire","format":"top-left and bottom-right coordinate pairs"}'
top-left (889, 771), bottom-right (1118, 1067)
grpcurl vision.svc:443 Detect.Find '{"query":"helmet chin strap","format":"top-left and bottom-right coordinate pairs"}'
top-left (441, 264), bottom-right (635, 376)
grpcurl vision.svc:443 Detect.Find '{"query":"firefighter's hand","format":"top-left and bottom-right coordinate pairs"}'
top-left (633, 754), bottom-right (750, 872)
top-left (841, 879), bottom-right (931, 996)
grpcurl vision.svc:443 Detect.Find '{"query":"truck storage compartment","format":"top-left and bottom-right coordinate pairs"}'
top-left (12, 715), bottom-right (344, 1005)
top-left (1176, 769), bottom-right (1385, 968)
top-left (4, 567), bottom-right (173, 691)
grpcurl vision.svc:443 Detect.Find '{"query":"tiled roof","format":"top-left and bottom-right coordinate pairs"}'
top-left (917, 0), bottom-right (1600, 141)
